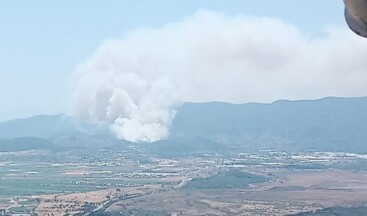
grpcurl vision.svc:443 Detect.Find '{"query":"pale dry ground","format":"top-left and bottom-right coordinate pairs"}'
top-left (200, 199), bottom-right (318, 216)
top-left (62, 169), bottom-right (91, 176)
top-left (107, 169), bottom-right (367, 216)
top-left (0, 150), bottom-right (49, 157)
top-left (35, 185), bottom-right (161, 216)
top-left (251, 169), bottom-right (367, 206)
top-left (279, 170), bottom-right (367, 189)
top-left (107, 190), bottom-right (225, 216)
top-left (107, 190), bottom-right (319, 216)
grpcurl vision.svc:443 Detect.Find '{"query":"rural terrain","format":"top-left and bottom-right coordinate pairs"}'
top-left (1, 148), bottom-right (367, 215)
top-left (1, 97), bottom-right (367, 215)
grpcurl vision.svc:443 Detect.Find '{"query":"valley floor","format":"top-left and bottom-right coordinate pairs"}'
top-left (1, 149), bottom-right (367, 215)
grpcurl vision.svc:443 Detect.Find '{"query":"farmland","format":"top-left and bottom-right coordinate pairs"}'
top-left (1, 148), bottom-right (367, 215)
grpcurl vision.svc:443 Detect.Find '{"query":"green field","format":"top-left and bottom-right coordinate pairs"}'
top-left (0, 163), bottom-right (108, 198)
top-left (183, 169), bottom-right (268, 189)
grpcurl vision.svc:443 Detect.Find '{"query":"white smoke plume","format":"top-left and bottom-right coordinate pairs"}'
top-left (72, 10), bottom-right (367, 142)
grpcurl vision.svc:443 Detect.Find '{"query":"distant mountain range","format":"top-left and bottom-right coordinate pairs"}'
top-left (0, 114), bottom-right (118, 151)
top-left (159, 96), bottom-right (367, 155)
top-left (0, 96), bottom-right (367, 154)
top-left (0, 114), bottom-right (108, 139)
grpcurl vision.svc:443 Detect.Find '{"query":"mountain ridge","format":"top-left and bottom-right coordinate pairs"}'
top-left (168, 96), bottom-right (367, 153)
top-left (0, 96), bottom-right (366, 153)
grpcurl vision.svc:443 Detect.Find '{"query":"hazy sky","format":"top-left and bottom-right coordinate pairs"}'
top-left (0, 1), bottom-right (346, 121)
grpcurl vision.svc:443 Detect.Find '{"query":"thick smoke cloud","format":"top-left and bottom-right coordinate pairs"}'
top-left (72, 10), bottom-right (367, 142)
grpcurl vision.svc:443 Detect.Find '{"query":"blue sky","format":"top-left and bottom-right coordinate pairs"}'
top-left (0, 0), bottom-right (346, 121)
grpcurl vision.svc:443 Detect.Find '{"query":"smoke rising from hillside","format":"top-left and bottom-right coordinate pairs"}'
top-left (72, 10), bottom-right (367, 142)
